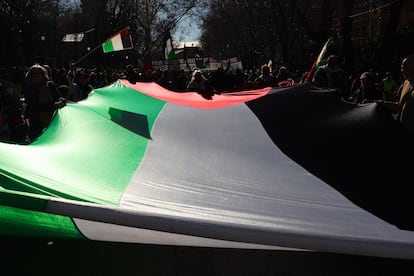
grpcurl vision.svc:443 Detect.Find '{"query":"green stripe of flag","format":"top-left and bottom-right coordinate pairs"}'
top-left (0, 204), bottom-right (84, 239)
top-left (102, 40), bottom-right (115, 53)
top-left (0, 80), bottom-right (166, 239)
top-left (102, 27), bottom-right (133, 53)
top-left (0, 81), bottom-right (166, 209)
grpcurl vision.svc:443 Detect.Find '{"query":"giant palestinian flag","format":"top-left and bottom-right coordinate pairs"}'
top-left (1, 81), bottom-right (414, 259)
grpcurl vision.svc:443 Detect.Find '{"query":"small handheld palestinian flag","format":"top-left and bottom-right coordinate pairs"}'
top-left (102, 27), bottom-right (133, 53)
top-left (305, 37), bottom-right (333, 82)
top-left (164, 33), bottom-right (175, 61)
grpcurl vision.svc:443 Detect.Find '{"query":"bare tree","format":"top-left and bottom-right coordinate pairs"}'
top-left (201, 0), bottom-right (346, 70)
top-left (201, 0), bottom-right (273, 69)
top-left (339, 0), bottom-right (354, 73)
top-left (0, 0), bottom-right (68, 66)
top-left (379, 0), bottom-right (405, 70)
top-left (98, 0), bottom-right (205, 62)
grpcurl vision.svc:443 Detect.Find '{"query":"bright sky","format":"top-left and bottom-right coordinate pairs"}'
top-left (174, 17), bottom-right (201, 42)
top-left (70, 0), bottom-right (201, 42)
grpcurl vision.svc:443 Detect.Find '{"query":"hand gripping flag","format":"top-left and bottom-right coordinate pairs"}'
top-left (102, 27), bottom-right (133, 53)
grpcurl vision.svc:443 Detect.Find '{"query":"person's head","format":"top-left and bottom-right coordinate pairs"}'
top-left (261, 64), bottom-right (270, 76)
top-left (327, 55), bottom-right (338, 69)
top-left (78, 71), bottom-right (89, 85)
top-left (58, 84), bottom-right (69, 98)
top-left (192, 69), bottom-right (203, 82)
top-left (25, 64), bottom-right (48, 85)
top-left (278, 66), bottom-right (287, 76)
top-left (384, 71), bottom-right (392, 79)
top-left (401, 55), bottom-right (414, 81)
top-left (126, 64), bottom-right (134, 73)
top-left (68, 62), bottom-right (76, 71)
top-left (42, 64), bottom-right (52, 79)
top-left (97, 72), bottom-right (106, 80)
top-left (360, 72), bottom-right (375, 89)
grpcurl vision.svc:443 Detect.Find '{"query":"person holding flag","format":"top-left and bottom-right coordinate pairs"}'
top-left (305, 37), bottom-right (333, 83)
top-left (312, 55), bottom-right (341, 87)
top-left (304, 37), bottom-right (347, 93)
top-left (312, 55), bottom-right (347, 94)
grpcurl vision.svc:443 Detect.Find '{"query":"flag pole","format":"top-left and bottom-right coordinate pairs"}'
top-left (74, 43), bottom-right (103, 65)
top-left (75, 26), bottom-right (132, 65)
top-left (305, 58), bottom-right (318, 83)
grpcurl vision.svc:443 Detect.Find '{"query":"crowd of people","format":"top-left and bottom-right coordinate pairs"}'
top-left (0, 62), bottom-right (100, 144)
top-left (310, 54), bottom-right (400, 103)
top-left (309, 54), bottom-right (414, 134)
top-left (0, 61), bottom-right (296, 144)
top-left (0, 54), bottom-right (413, 144)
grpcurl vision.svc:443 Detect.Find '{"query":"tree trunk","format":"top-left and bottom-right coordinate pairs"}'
top-left (340, 0), bottom-right (354, 74)
top-left (379, 0), bottom-right (405, 70)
